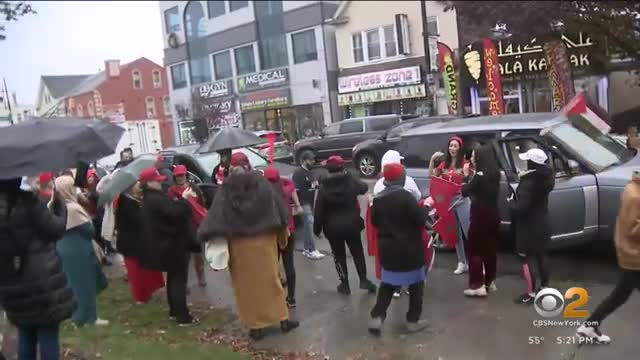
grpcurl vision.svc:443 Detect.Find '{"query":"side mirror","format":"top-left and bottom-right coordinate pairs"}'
top-left (319, 132), bottom-right (325, 138)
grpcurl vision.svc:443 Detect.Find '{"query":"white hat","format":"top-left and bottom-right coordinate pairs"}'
top-left (381, 150), bottom-right (404, 168)
top-left (518, 148), bottom-right (548, 165)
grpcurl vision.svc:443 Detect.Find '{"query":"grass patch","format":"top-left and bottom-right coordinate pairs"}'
top-left (61, 279), bottom-right (247, 360)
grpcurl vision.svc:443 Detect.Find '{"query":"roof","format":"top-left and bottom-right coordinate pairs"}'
top-left (65, 72), bottom-right (108, 98)
top-left (403, 113), bottom-right (564, 137)
top-left (41, 75), bottom-right (92, 99)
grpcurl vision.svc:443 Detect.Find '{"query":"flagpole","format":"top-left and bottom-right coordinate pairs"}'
top-left (2, 78), bottom-right (13, 125)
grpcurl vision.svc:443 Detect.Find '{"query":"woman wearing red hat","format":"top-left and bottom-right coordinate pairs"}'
top-left (264, 166), bottom-right (303, 308)
top-left (314, 155), bottom-right (377, 295)
top-left (429, 136), bottom-right (472, 275)
top-left (369, 163), bottom-right (428, 335)
top-left (138, 167), bottom-right (199, 326)
top-left (198, 153), bottom-right (299, 340)
top-left (168, 165), bottom-right (208, 288)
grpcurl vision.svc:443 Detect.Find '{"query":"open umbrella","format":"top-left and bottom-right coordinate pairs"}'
top-left (0, 117), bottom-right (125, 179)
top-left (197, 127), bottom-right (265, 154)
top-left (97, 154), bottom-right (156, 207)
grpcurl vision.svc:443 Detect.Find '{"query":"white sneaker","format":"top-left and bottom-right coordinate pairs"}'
top-left (577, 324), bottom-right (611, 344)
top-left (310, 250), bottom-right (325, 259)
top-left (463, 287), bottom-right (488, 297)
top-left (453, 262), bottom-right (468, 275)
top-left (94, 318), bottom-right (110, 326)
top-left (302, 249), bottom-right (313, 259)
top-left (488, 282), bottom-right (498, 292)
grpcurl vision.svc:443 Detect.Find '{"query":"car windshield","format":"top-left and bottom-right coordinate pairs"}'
top-left (545, 120), bottom-right (633, 172)
top-left (195, 147), bottom-right (269, 176)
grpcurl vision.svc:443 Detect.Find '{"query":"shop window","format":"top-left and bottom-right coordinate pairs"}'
top-left (76, 104), bottom-right (84, 117)
top-left (235, 44), bottom-right (256, 75)
top-left (352, 33), bottom-right (364, 63)
top-left (146, 97), bottom-right (156, 118)
top-left (87, 101), bottom-right (94, 117)
top-left (208, 0), bottom-right (226, 18)
top-left (366, 29), bottom-right (381, 60)
top-left (171, 63), bottom-right (187, 89)
top-left (292, 30), bottom-right (317, 64)
top-left (163, 96), bottom-right (171, 115)
top-left (132, 70), bottom-right (142, 89)
top-left (152, 70), bottom-right (162, 88)
top-left (260, 35), bottom-right (288, 69)
top-left (383, 25), bottom-right (397, 57)
top-left (164, 6), bottom-right (180, 34)
top-left (212, 50), bottom-right (233, 79)
top-left (229, 0), bottom-right (248, 11)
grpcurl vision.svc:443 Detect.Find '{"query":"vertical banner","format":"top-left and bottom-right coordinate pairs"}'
top-left (482, 38), bottom-right (505, 115)
top-left (438, 42), bottom-right (458, 115)
top-left (544, 40), bottom-right (576, 111)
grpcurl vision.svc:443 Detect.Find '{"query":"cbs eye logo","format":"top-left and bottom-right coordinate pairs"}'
top-left (533, 287), bottom-right (590, 318)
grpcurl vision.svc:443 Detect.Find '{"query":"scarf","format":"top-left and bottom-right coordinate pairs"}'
top-left (55, 175), bottom-right (92, 230)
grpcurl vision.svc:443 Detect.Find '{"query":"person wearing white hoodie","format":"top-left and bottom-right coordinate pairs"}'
top-left (372, 150), bottom-right (422, 298)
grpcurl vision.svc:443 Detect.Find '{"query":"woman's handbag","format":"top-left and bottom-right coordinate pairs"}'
top-left (205, 237), bottom-right (229, 271)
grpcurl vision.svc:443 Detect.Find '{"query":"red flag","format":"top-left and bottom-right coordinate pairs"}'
top-left (429, 176), bottom-right (462, 248)
top-left (482, 38), bottom-right (505, 115)
top-left (267, 132), bottom-right (276, 164)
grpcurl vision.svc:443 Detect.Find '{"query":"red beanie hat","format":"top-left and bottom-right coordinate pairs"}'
top-left (263, 166), bottom-right (280, 182)
top-left (383, 163), bottom-right (404, 182)
top-left (230, 152), bottom-right (250, 167)
top-left (39, 172), bottom-right (54, 184)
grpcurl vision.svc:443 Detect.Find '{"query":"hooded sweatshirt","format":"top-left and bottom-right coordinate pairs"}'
top-left (313, 171), bottom-right (368, 238)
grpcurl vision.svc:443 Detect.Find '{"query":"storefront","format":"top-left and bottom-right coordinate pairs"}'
top-left (461, 32), bottom-right (608, 115)
top-left (338, 65), bottom-right (431, 118)
top-left (239, 68), bottom-right (324, 142)
top-left (191, 79), bottom-right (240, 129)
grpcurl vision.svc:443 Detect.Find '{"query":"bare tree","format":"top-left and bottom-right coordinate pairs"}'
top-left (0, 1), bottom-right (36, 40)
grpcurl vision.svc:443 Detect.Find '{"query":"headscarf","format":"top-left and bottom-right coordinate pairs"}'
top-left (55, 175), bottom-right (92, 230)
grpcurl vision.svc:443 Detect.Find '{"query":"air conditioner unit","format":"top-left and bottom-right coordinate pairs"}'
top-left (167, 32), bottom-right (182, 49)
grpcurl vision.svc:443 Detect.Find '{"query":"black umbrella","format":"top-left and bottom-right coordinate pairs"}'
top-left (0, 117), bottom-right (125, 179)
top-left (197, 127), bottom-right (266, 154)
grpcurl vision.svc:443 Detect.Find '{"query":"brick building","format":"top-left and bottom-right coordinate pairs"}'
top-left (36, 57), bottom-right (175, 147)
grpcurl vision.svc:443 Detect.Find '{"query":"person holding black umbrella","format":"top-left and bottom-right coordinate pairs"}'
top-left (212, 149), bottom-right (232, 185)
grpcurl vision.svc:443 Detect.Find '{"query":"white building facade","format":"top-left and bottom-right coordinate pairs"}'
top-left (159, 0), bottom-right (341, 145)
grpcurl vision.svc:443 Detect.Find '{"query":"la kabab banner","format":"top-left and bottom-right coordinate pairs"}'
top-left (437, 42), bottom-right (458, 115)
top-left (482, 38), bottom-right (505, 115)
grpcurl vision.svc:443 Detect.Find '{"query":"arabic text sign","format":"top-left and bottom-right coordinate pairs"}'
top-left (238, 68), bottom-right (289, 93)
top-left (239, 88), bottom-right (290, 111)
top-left (338, 84), bottom-right (426, 106)
top-left (338, 66), bottom-right (422, 94)
top-left (194, 80), bottom-right (233, 100)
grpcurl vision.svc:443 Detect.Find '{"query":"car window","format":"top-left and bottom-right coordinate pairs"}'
top-left (397, 134), bottom-right (451, 168)
top-left (323, 124), bottom-right (340, 136)
top-left (387, 122), bottom-right (416, 139)
top-left (194, 147), bottom-right (269, 177)
top-left (340, 120), bottom-right (364, 134)
top-left (459, 133), bottom-right (496, 160)
top-left (367, 116), bottom-right (400, 131)
top-left (504, 139), bottom-right (576, 178)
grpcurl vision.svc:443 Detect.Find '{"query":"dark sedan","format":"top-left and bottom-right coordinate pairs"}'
top-left (352, 115), bottom-right (456, 177)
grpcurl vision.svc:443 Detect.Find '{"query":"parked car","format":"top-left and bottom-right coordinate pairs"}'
top-left (397, 112), bottom-right (636, 248)
top-left (352, 115), bottom-right (456, 177)
top-left (252, 130), bottom-right (293, 162)
top-left (293, 114), bottom-right (409, 165)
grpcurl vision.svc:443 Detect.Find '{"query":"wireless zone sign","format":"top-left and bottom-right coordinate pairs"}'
top-left (534, 287), bottom-right (590, 318)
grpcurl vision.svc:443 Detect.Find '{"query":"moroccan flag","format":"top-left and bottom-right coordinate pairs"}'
top-left (429, 176), bottom-right (462, 248)
top-left (482, 38), bottom-right (505, 115)
top-left (438, 42), bottom-right (458, 115)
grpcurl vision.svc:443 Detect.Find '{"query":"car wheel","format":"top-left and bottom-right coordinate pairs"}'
top-left (296, 149), bottom-right (315, 165)
top-left (356, 153), bottom-right (378, 177)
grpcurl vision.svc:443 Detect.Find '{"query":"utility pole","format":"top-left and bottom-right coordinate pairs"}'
top-left (2, 78), bottom-right (13, 125)
top-left (421, 1), bottom-right (435, 116)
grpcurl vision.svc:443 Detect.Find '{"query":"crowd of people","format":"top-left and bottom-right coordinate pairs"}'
top-left (2, 131), bottom-right (637, 359)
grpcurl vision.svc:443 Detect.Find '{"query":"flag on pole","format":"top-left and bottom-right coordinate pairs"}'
top-left (562, 92), bottom-right (610, 134)
top-left (429, 176), bottom-right (462, 248)
top-left (267, 132), bottom-right (276, 164)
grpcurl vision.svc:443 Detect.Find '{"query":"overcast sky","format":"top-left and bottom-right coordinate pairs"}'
top-left (0, 1), bottom-right (163, 106)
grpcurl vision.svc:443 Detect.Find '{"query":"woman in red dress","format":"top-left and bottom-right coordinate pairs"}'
top-left (429, 136), bottom-right (472, 275)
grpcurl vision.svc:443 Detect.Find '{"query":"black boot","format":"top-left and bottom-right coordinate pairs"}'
top-left (360, 279), bottom-right (377, 293)
top-left (337, 281), bottom-right (351, 295)
top-left (280, 319), bottom-right (300, 333)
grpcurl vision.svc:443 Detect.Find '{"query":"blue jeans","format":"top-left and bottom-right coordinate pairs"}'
top-left (302, 204), bottom-right (316, 252)
top-left (456, 224), bottom-right (467, 264)
top-left (18, 324), bottom-right (60, 360)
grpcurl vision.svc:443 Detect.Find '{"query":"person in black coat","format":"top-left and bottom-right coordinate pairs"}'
top-left (0, 178), bottom-right (76, 360)
top-left (510, 148), bottom-right (555, 304)
top-left (369, 163), bottom-right (428, 335)
top-left (137, 167), bottom-right (199, 326)
top-left (314, 156), bottom-right (376, 295)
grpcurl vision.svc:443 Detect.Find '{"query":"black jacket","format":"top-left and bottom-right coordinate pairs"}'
top-left (371, 186), bottom-right (427, 272)
top-left (115, 194), bottom-right (143, 258)
top-left (462, 171), bottom-right (500, 210)
top-left (510, 166), bottom-right (555, 255)
top-left (0, 191), bottom-right (76, 327)
top-left (313, 171), bottom-right (368, 238)
top-left (139, 189), bottom-right (192, 271)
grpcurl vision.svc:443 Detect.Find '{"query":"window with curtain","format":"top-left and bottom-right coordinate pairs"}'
top-left (292, 30), bottom-right (317, 64)
top-left (352, 33), bottom-right (364, 63)
top-left (260, 35), bottom-right (288, 69)
top-left (366, 29), bottom-right (381, 60)
top-left (213, 51), bottom-right (233, 79)
top-left (235, 45), bottom-right (256, 75)
top-left (383, 25), bottom-right (397, 57)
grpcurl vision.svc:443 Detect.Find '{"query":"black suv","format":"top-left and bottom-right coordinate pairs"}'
top-left (293, 114), bottom-right (417, 165)
top-left (351, 115), bottom-right (456, 177)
